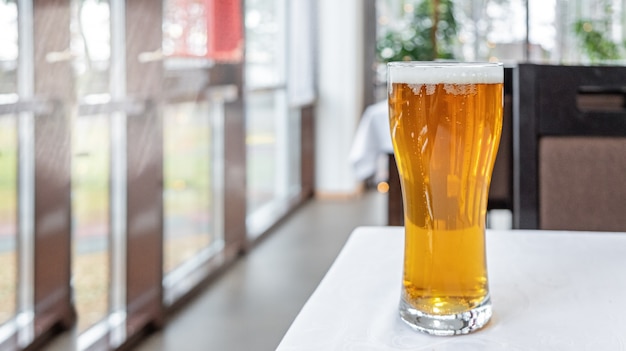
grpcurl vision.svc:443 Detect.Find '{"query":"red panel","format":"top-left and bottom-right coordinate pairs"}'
top-left (207, 0), bottom-right (243, 62)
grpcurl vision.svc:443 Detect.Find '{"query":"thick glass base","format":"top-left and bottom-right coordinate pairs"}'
top-left (399, 295), bottom-right (492, 336)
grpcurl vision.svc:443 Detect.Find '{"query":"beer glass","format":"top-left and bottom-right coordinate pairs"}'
top-left (388, 62), bottom-right (503, 335)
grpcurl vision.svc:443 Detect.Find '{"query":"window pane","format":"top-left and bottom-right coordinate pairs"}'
top-left (163, 0), bottom-right (209, 58)
top-left (245, 0), bottom-right (304, 238)
top-left (246, 91), bottom-right (280, 215)
top-left (245, 0), bottom-right (286, 87)
top-left (0, 0), bottom-right (18, 95)
top-left (161, 0), bottom-right (226, 306)
top-left (71, 0), bottom-right (112, 334)
top-left (0, 0), bottom-right (18, 330)
top-left (455, 0), bottom-right (528, 62)
top-left (529, 0), bottom-right (626, 64)
top-left (163, 101), bottom-right (217, 275)
top-left (376, 0), bottom-right (529, 63)
top-left (0, 115), bottom-right (17, 327)
top-left (72, 0), bottom-right (111, 97)
top-left (378, 0), bottom-right (626, 65)
top-left (287, 0), bottom-right (316, 106)
top-left (246, 89), bottom-right (301, 237)
top-left (72, 114), bottom-right (110, 333)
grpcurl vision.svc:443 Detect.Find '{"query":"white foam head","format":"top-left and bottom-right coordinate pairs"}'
top-left (388, 62), bottom-right (503, 84)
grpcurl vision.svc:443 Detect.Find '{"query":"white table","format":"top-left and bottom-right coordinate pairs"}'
top-left (277, 226), bottom-right (626, 350)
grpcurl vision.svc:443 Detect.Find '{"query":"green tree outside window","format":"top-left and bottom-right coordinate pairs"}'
top-left (377, 0), bottom-right (458, 63)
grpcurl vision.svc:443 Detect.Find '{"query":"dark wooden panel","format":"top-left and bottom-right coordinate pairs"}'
top-left (125, 102), bottom-right (164, 329)
top-left (210, 63), bottom-right (247, 253)
top-left (33, 104), bottom-right (73, 328)
top-left (33, 0), bottom-right (75, 333)
top-left (125, 0), bottom-right (164, 332)
top-left (34, 0), bottom-right (73, 100)
top-left (301, 105), bottom-right (316, 198)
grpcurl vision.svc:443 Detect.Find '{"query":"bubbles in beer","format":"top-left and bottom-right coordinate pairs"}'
top-left (408, 83), bottom-right (478, 96)
top-left (408, 84), bottom-right (433, 95)
top-left (426, 84), bottom-right (436, 95)
top-left (444, 83), bottom-right (477, 96)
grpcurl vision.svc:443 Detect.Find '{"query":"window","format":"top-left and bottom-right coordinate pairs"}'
top-left (162, 99), bottom-right (226, 305)
top-left (245, 0), bottom-right (310, 238)
top-left (0, 0), bottom-right (18, 332)
top-left (70, 0), bottom-right (113, 336)
top-left (376, 0), bottom-right (626, 66)
top-left (161, 0), bottom-right (230, 306)
top-left (0, 0), bottom-right (313, 348)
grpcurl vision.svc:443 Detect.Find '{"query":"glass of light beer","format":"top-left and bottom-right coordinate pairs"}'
top-left (388, 62), bottom-right (503, 335)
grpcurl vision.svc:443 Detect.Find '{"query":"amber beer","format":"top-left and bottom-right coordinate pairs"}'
top-left (388, 62), bottom-right (503, 335)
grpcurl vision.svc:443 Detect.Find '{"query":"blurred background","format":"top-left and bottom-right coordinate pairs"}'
top-left (1, 0), bottom-right (625, 350)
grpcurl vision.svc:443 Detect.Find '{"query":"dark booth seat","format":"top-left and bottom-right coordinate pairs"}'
top-left (514, 63), bottom-right (626, 231)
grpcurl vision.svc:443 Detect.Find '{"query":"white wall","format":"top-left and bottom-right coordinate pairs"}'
top-left (315, 0), bottom-right (364, 195)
